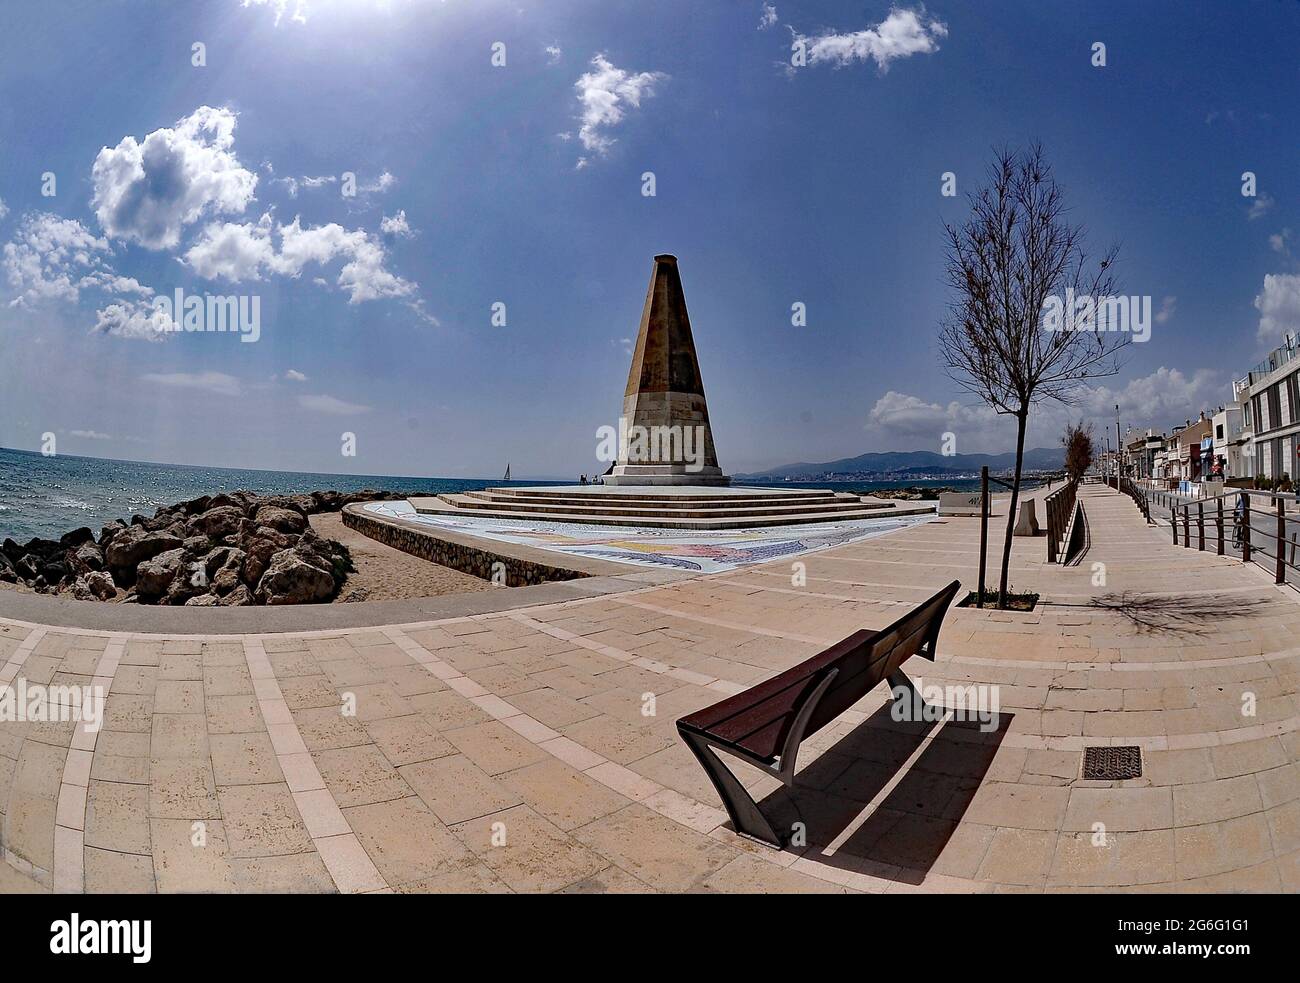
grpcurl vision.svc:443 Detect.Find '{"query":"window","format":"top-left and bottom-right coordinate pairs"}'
top-left (1216, 424), bottom-right (1224, 439)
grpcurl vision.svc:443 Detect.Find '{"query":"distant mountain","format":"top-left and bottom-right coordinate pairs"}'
top-left (735, 447), bottom-right (1064, 481)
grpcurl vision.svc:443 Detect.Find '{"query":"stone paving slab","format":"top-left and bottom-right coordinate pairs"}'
top-left (1, 484), bottom-right (1297, 892)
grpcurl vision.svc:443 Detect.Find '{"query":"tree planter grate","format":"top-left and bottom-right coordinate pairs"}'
top-left (1083, 745), bottom-right (1142, 780)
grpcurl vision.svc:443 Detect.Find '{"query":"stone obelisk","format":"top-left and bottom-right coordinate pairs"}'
top-left (605, 255), bottom-right (729, 486)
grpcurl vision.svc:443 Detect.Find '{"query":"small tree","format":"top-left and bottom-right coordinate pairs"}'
top-left (1062, 421), bottom-right (1095, 481)
top-left (939, 144), bottom-right (1129, 608)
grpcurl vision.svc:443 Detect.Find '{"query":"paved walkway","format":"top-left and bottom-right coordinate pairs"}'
top-left (1, 484), bottom-right (1296, 893)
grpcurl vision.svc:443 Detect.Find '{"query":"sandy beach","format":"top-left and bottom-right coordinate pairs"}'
top-left (310, 511), bottom-right (494, 602)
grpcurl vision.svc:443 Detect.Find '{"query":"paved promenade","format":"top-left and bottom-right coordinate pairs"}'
top-left (1, 484), bottom-right (1297, 893)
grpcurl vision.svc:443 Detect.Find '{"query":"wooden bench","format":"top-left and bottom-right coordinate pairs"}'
top-left (675, 579), bottom-right (962, 847)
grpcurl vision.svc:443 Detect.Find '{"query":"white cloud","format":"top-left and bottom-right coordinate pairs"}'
top-left (2, 213), bottom-right (111, 306)
top-left (1270, 228), bottom-right (1293, 256)
top-left (791, 6), bottom-right (948, 72)
top-left (184, 213), bottom-right (417, 304)
top-left (545, 44), bottom-right (563, 64)
top-left (1248, 192), bottom-right (1275, 221)
top-left (380, 210), bottom-right (414, 238)
top-left (283, 368), bottom-right (307, 382)
top-left (69, 429), bottom-right (113, 440)
top-left (141, 371), bottom-right (242, 396)
top-left (362, 171), bottom-right (395, 194)
top-left (92, 106), bottom-right (258, 249)
top-left (573, 54), bottom-right (668, 160)
top-left (865, 367), bottom-right (1227, 453)
top-left (271, 174), bottom-right (336, 198)
top-left (759, 3), bottom-right (777, 30)
top-left (1255, 274), bottom-right (1300, 344)
top-left (299, 393), bottom-right (372, 415)
top-left (93, 299), bottom-right (174, 342)
top-left (1154, 295), bottom-right (1177, 324)
top-left (241, 0), bottom-right (308, 26)
top-left (0, 197), bottom-right (8, 220)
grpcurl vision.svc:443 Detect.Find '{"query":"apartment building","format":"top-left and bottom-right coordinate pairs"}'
top-left (1240, 333), bottom-right (1300, 481)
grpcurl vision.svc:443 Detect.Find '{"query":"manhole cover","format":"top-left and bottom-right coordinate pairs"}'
top-left (1083, 746), bottom-right (1142, 780)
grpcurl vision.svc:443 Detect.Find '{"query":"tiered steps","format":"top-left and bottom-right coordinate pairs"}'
top-left (408, 485), bottom-right (935, 530)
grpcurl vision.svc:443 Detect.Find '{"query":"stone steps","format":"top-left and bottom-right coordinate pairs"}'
top-left (450, 491), bottom-right (873, 519)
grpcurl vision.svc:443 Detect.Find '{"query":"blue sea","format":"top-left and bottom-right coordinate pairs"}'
top-left (0, 446), bottom-right (983, 544)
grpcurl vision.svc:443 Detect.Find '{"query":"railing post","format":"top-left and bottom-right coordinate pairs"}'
top-left (1183, 505), bottom-right (1189, 548)
top-left (1243, 493), bottom-right (1251, 563)
top-left (1277, 497), bottom-right (1286, 584)
top-left (1198, 502), bottom-right (1204, 551)
top-left (977, 466), bottom-right (988, 608)
top-left (1217, 498), bottom-right (1224, 556)
top-left (1172, 505), bottom-right (1178, 545)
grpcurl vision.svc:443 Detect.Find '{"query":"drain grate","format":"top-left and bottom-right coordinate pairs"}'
top-left (1083, 746), bottom-right (1142, 780)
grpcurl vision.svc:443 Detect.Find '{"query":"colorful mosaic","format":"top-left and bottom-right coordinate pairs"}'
top-left (362, 501), bottom-right (932, 574)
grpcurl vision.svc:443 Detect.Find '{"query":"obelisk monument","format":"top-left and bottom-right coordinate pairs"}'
top-left (605, 255), bottom-right (730, 486)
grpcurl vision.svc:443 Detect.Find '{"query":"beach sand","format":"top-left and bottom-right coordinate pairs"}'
top-left (312, 512), bottom-right (495, 602)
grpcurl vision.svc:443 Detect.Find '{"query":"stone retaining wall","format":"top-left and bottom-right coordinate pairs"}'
top-left (343, 507), bottom-right (589, 587)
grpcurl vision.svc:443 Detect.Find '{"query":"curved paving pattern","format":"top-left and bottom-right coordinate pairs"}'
top-left (1, 484), bottom-right (1297, 893)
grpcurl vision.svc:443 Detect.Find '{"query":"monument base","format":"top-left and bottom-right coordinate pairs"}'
top-left (602, 464), bottom-right (731, 487)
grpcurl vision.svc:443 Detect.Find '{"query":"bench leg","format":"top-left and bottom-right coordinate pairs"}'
top-left (679, 730), bottom-right (783, 848)
top-left (887, 668), bottom-right (925, 717)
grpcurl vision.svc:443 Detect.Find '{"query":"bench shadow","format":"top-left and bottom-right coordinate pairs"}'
top-left (753, 700), bottom-right (1011, 886)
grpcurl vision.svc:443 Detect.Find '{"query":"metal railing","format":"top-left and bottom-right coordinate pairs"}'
top-left (1044, 480), bottom-right (1077, 563)
top-left (1119, 475), bottom-right (1152, 523)
top-left (1170, 489), bottom-right (1300, 585)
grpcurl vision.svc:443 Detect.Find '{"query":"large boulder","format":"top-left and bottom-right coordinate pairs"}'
top-left (136, 547), bottom-right (187, 597)
top-left (188, 506), bottom-right (246, 539)
top-left (98, 520), bottom-right (126, 546)
top-left (217, 584), bottom-right (255, 606)
top-left (207, 491), bottom-right (259, 516)
top-left (240, 527), bottom-right (293, 584)
top-left (105, 526), bottom-right (183, 575)
top-left (85, 571), bottom-right (117, 600)
top-left (73, 542), bottom-right (104, 573)
top-left (255, 549), bottom-right (335, 605)
top-left (252, 505), bottom-right (307, 535)
top-left (0, 553), bottom-right (16, 583)
top-left (59, 527), bottom-right (96, 549)
top-left (184, 593), bottom-right (220, 606)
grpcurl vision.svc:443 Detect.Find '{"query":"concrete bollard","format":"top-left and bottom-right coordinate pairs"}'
top-left (1013, 499), bottom-right (1040, 537)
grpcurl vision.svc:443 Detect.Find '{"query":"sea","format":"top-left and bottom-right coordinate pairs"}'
top-left (0, 446), bottom-right (982, 544)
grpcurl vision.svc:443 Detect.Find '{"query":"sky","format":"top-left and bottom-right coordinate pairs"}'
top-left (0, 0), bottom-right (1297, 479)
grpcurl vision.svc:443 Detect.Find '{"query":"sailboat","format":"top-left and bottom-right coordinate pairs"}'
top-left (503, 463), bottom-right (511, 482)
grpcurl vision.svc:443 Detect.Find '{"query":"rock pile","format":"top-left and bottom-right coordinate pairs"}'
top-left (0, 489), bottom-right (394, 606)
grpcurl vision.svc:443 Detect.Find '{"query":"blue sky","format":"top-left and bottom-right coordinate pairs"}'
top-left (0, 0), bottom-right (1296, 478)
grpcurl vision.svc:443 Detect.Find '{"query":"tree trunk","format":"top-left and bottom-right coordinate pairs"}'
top-left (997, 408), bottom-right (1030, 609)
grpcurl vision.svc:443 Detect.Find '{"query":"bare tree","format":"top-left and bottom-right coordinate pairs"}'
top-left (939, 144), bottom-right (1128, 608)
top-left (1062, 420), bottom-right (1095, 481)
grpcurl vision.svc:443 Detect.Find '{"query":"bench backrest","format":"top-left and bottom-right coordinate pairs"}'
top-left (795, 578), bottom-right (961, 736)
top-left (678, 579), bottom-right (961, 761)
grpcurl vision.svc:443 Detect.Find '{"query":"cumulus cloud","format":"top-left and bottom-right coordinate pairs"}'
top-left (299, 393), bottom-right (371, 415)
top-left (241, 0), bottom-right (308, 26)
top-left (183, 213), bottom-right (417, 304)
top-left (380, 210), bottom-right (414, 238)
top-left (573, 54), bottom-right (667, 164)
top-left (1255, 274), bottom-right (1300, 344)
top-left (283, 368), bottom-right (307, 382)
top-left (141, 371), bottom-right (242, 397)
top-left (92, 106), bottom-right (258, 250)
top-left (93, 299), bottom-right (175, 342)
top-left (2, 213), bottom-right (111, 306)
top-left (790, 6), bottom-right (948, 72)
top-left (759, 4), bottom-right (778, 29)
top-left (865, 367), bottom-right (1226, 453)
top-left (1154, 296), bottom-right (1177, 324)
top-left (1247, 192), bottom-right (1275, 221)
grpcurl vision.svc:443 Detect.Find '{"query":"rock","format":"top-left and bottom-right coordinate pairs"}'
top-left (255, 549), bottom-right (335, 604)
top-left (85, 571), bottom-right (117, 600)
top-left (105, 526), bottom-right (183, 576)
top-left (253, 505), bottom-right (307, 535)
top-left (217, 584), bottom-right (254, 606)
top-left (207, 491), bottom-right (259, 516)
top-left (184, 594), bottom-right (220, 606)
top-left (68, 577), bottom-right (97, 601)
top-left (183, 535), bottom-right (210, 554)
top-left (178, 495), bottom-right (212, 516)
top-left (0, 553), bottom-right (16, 583)
top-left (59, 527), bottom-right (95, 549)
top-left (99, 520), bottom-right (126, 546)
top-left (135, 547), bottom-right (186, 597)
top-left (73, 542), bottom-right (104, 572)
top-left (241, 527), bottom-right (293, 584)
top-left (188, 506), bottom-right (246, 539)
top-left (16, 554), bottom-right (41, 580)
